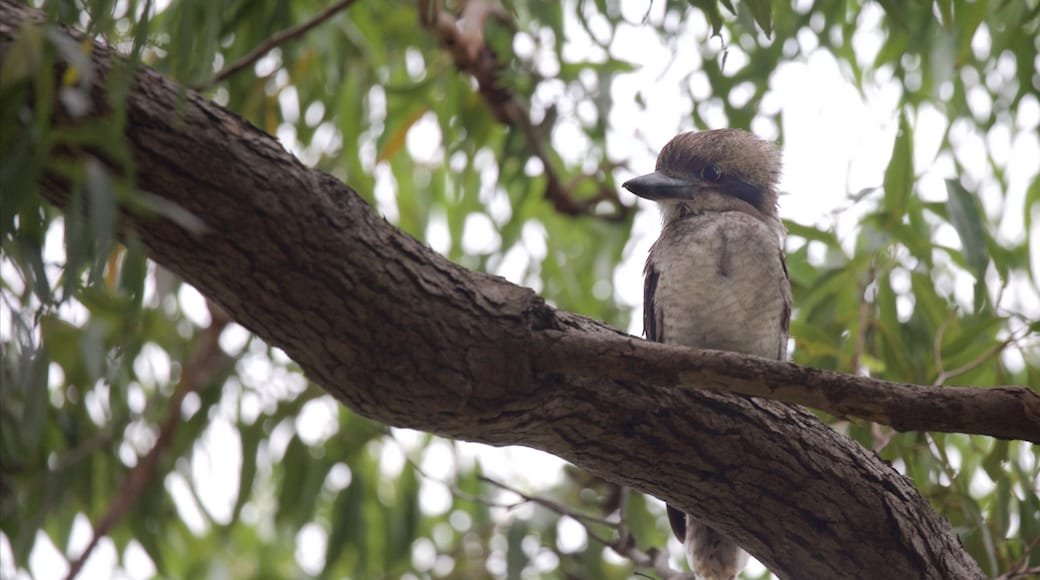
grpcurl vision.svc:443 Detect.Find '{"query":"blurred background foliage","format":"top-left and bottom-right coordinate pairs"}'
top-left (2, 0), bottom-right (1038, 578)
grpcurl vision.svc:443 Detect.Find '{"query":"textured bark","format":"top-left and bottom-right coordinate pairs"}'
top-left (534, 331), bottom-right (1039, 442)
top-left (2, 3), bottom-right (997, 578)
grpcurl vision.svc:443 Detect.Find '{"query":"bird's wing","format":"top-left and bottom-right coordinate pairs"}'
top-left (643, 261), bottom-right (662, 343)
top-left (777, 248), bottom-right (792, 360)
top-left (645, 258), bottom-right (687, 540)
top-left (667, 505), bottom-right (687, 543)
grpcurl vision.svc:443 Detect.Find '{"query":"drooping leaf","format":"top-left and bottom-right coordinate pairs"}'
top-left (882, 112), bottom-right (914, 222)
top-left (944, 179), bottom-right (989, 281)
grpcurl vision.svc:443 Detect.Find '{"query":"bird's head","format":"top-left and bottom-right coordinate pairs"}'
top-left (623, 129), bottom-right (781, 224)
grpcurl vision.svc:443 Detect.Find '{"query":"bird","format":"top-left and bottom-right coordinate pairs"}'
top-left (622, 129), bottom-right (791, 580)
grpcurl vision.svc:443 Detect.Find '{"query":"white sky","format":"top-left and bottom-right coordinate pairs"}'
top-left (4, 1), bottom-right (1039, 579)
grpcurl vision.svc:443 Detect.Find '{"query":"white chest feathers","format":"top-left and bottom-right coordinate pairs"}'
top-left (646, 211), bottom-right (790, 361)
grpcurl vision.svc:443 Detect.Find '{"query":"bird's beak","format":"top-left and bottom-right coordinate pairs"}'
top-left (622, 171), bottom-right (699, 200)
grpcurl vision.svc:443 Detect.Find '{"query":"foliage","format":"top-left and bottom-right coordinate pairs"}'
top-left (2, 0), bottom-right (1038, 578)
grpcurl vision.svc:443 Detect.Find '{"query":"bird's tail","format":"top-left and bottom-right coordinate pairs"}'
top-left (685, 517), bottom-right (749, 580)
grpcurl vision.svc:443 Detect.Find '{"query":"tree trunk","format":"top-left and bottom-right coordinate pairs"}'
top-left (1, 2), bottom-right (985, 578)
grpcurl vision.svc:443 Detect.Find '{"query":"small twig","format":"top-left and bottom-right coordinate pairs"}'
top-left (47, 424), bottom-right (116, 474)
top-left (64, 304), bottom-right (231, 579)
top-left (924, 433), bottom-right (962, 485)
top-left (194, 0), bottom-right (360, 90)
top-left (386, 429), bottom-right (686, 578)
top-left (871, 422), bottom-right (897, 453)
top-left (850, 265), bottom-right (875, 375)
top-left (616, 486), bottom-right (632, 539)
top-left (477, 475), bottom-right (688, 578)
top-left (993, 566), bottom-right (1040, 580)
top-left (607, 486), bottom-right (689, 579)
top-left (381, 429), bottom-right (518, 509)
top-left (477, 474), bottom-right (618, 534)
top-left (932, 332), bottom-right (1020, 387)
top-left (992, 536), bottom-right (1040, 580)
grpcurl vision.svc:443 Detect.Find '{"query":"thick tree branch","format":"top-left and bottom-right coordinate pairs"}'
top-left (2, 3), bottom-right (1000, 577)
top-left (531, 331), bottom-right (1040, 443)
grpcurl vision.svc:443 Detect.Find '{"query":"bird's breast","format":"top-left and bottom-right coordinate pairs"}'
top-left (648, 212), bottom-right (789, 359)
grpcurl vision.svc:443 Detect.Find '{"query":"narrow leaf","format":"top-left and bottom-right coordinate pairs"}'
top-left (882, 113), bottom-right (914, 220)
top-left (746, 0), bottom-right (773, 37)
top-left (944, 179), bottom-right (989, 280)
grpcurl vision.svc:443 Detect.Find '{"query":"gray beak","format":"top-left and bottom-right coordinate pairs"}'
top-left (622, 171), bottom-right (698, 200)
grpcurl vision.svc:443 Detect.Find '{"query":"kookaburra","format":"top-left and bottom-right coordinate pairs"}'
top-left (622, 129), bottom-right (791, 580)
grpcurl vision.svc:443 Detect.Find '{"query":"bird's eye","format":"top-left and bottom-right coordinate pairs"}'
top-left (702, 165), bottom-right (723, 182)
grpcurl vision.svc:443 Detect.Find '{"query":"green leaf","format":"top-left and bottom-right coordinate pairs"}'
top-left (935, 0), bottom-right (953, 27)
top-left (506, 519), bottom-right (528, 580)
top-left (386, 462), bottom-right (419, 568)
top-left (230, 423), bottom-right (260, 526)
top-left (745, 0), bottom-right (773, 37)
top-left (944, 179), bottom-right (989, 279)
top-left (22, 350), bottom-right (50, 454)
top-left (953, 0), bottom-right (989, 67)
top-left (324, 475), bottom-right (360, 576)
top-left (84, 160), bottom-right (118, 283)
top-left (0, 23), bottom-right (44, 92)
top-left (119, 240), bottom-right (148, 310)
top-left (276, 435), bottom-right (308, 525)
top-left (882, 112), bottom-right (914, 221)
top-left (981, 439), bottom-right (1009, 482)
top-left (783, 220), bottom-right (843, 250)
top-left (1024, 174), bottom-right (1039, 233)
top-left (688, 0), bottom-right (725, 36)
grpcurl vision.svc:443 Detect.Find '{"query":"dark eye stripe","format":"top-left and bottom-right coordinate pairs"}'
top-left (720, 176), bottom-right (763, 208)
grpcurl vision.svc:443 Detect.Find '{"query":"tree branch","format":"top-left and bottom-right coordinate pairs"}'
top-left (193, 0), bottom-right (361, 90)
top-left (418, 0), bottom-right (631, 221)
top-left (65, 305), bottom-right (230, 579)
top-left (399, 438), bottom-right (687, 579)
top-left (530, 330), bottom-right (1040, 443)
top-left (477, 475), bottom-right (690, 579)
top-left (1, 3), bottom-right (997, 577)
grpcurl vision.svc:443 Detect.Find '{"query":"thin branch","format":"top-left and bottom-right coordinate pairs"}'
top-left (531, 330), bottom-right (1040, 443)
top-left (418, 0), bottom-right (631, 221)
top-left (477, 475), bottom-right (689, 579)
top-left (611, 486), bottom-right (690, 580)
top-left (383, 431), bottom-right (517, 509)
top-left (871, 422), bottom-right (897, 453)
top-left (386, 430), bottom-right (620, 530)
top-left (932, 332), bottom-right (1021, 387)
top-left (476, 474), bottom-right (618, 534)
top-left (389, 429), bottom-right (688, 579)
top-left (194, 0), bottom-right (360, 90)
top-left (849, 269), bottom-right (872, 375)
top-left (992, 536), bottom-right (1040, 580)
top-left (64, 304), bottom-right (231, 580)
top-left (388, 433), bottom-right (686, 577)
top-left (994, 566), bottom-right (1040, 580)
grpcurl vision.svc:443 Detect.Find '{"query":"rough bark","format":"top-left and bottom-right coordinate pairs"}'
top-left (1, 2), bottom-right (1003, 578)
top-left (535, 331), bottom-right (1039, 442)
